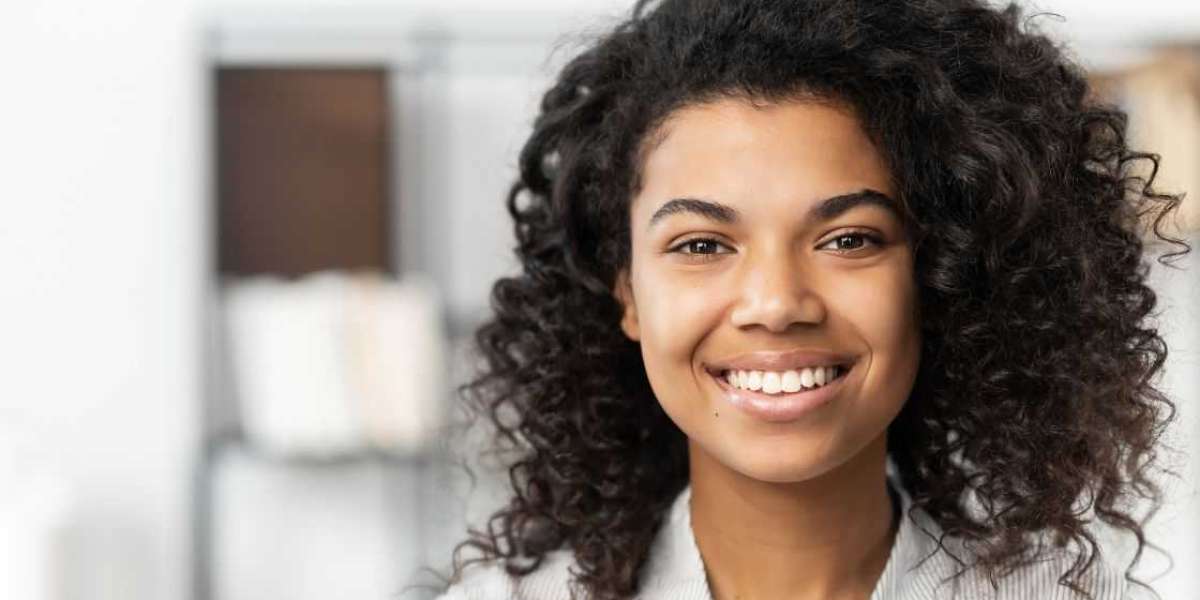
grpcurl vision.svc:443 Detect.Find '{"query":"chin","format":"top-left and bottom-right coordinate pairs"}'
top-left (739, 465), bottom-right (820, 484)
top-left (742, 458), bottom-right (839, 484)
top-left (714, 439), bottom-right (842, 484)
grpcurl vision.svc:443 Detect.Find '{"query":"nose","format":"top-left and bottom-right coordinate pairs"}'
top-left (728, 246), bottom-right (827, 333)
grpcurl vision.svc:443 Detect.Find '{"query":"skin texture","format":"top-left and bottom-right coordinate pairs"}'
top-left (613, 98), bottom-right (921, 599)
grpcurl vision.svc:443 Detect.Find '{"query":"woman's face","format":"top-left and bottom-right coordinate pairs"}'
top-left (614, 97), bottom-right (920, 483)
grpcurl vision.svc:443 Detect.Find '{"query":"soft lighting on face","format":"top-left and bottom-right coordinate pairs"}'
top-left (619, 97), bottom-right (921, 484)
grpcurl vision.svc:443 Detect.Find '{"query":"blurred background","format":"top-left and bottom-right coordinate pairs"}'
top-left (0, 0), bottom-right (1196, 599)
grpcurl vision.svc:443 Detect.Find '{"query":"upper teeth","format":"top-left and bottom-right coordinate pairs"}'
top-left (722, 366), bottom-right (841, 394)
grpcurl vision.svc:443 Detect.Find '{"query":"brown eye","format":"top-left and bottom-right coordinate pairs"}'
top-left (668, 237), bottom-right (733, 262)
top-left (681, 239), bottom-right (722, 254)
top-left (819, 231), bottom-right (882, 254)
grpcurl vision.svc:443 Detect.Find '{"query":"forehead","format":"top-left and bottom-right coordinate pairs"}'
top-left (633, 97), bottom-right (894, 214)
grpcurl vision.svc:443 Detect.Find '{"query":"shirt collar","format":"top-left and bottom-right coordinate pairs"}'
top-left (637, 470), bottom-right (946, 599)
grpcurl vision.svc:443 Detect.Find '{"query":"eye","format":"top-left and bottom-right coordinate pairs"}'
top-left (667, 237), bottom-right (733, 262)
top-left (818, 230), bottom-right (883, 254)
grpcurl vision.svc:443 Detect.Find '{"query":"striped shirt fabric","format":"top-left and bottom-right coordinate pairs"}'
top-left (436, 475), bottom-right (1134, 599)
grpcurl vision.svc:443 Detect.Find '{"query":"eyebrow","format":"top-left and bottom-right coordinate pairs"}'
top-left (646, 189), bottom-right (899, 231)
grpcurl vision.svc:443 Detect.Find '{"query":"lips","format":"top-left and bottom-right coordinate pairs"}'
top-left (706, 360), bottom-right (851, 423)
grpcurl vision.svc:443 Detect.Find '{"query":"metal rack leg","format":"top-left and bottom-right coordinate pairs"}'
top-left (192, 442), bottom-right (216, 600)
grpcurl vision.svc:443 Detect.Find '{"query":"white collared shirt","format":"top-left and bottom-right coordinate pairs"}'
top-left (438, 475), bottom-right (1134, 599)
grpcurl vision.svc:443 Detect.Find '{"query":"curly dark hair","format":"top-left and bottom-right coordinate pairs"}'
top-left (428, 1), bottom-right (1193, 599)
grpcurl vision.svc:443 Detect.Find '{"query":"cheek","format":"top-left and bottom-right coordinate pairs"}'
top-left (635, 271), bottom-right (727, 360)
top-left (633, 269), bottom-right (727, 410)
top-left (839, 266), bottom-right (921, 392)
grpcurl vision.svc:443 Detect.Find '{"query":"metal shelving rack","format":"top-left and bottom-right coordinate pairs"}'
top-left (195, 313), bottom-right (473, 600)
top-left (194, 8), bottom-right (585, 600)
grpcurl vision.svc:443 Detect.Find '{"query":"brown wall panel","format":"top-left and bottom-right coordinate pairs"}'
top-left (217, 68), bottom-right (392, 276)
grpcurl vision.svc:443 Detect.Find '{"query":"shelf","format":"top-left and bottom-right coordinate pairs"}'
top-left (205, 431), bottom-right (451, 469)
top-left (198, 22), bottom-right (553, 599)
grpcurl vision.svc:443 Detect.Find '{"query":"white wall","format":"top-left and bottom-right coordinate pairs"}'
top-left (0, 2), bottom-right (631, 599)
top-left (0, 1), bottom-right (206, 599)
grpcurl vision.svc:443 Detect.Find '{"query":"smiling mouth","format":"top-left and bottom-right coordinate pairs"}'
top-left (706, 363), bottom-right (852, 395)
top-left (705, 362), bottom-right (853, 422)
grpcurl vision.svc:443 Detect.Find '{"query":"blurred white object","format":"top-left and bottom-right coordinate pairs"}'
top-left (344, 271), bottom-right (447, 453)
top-left (224, 272), bottom-right (361, 455)
top-left (0, 431), bottom-right (74, 600)
top-left (222, 270), bottom-right (446, 456)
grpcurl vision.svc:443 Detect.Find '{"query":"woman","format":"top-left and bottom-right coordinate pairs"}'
top-left (431, 0), bottom-right (1191, 598)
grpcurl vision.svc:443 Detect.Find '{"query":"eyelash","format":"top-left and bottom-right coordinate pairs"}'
top-left (667, 230), bottom-right (883, 262)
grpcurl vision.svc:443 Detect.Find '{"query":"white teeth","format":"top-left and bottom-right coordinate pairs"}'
top-left (800, 368), bottom-right (814, 388)
top-left (781, 370), bottom-right (801, 393)
top-left (746, 371), bottom-right (763, 391)
top-left (761, 371), bottom-right (781, 394)
top-left (720, 365), bottom-right (843, 394)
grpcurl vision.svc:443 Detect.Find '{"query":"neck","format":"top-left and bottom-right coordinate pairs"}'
top-left (687, 436), bottom-right (897, 600)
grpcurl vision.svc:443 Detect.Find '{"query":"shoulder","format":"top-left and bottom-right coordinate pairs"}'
top-left (433, 486), bottom-right (694, 600)
top-left (1009, 549), bottom-right (1133, 600)
top-left (434, 550), bottom-right (580, 600)
top-left (889, 482), bottom-right (1136, 599)
top-left (921, 544), bottom-right (1135, 600)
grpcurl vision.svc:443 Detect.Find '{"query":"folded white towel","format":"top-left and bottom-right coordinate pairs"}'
top-left (222, 270), bottom-right (447, 457)
top-left (223, 272), bottom-right (363, 456)
top-left (344, 271), bottom-right (446, 453)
